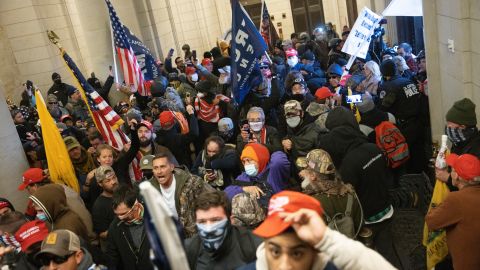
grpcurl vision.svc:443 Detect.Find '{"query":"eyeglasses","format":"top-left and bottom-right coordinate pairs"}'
top-left (39, 252), bottom-right (75, 266)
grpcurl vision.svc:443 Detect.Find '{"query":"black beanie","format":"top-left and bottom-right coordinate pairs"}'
top-left (195, 80), bottom-right (214, 93)
top-left (380, 59), bottom-right (396, 77)
top-left (446, 98), bottom-right (477, 126)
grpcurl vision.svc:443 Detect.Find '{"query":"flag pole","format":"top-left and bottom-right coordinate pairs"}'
top-left (109, 21), bottom-right (119, 84)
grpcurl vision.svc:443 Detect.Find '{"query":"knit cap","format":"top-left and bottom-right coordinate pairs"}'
top-left (446, 98), bottom-right (477, 126)
top-left (380, 59), bottom-right (396, 77)
top-left (241, 143), bottom-right (270, 174)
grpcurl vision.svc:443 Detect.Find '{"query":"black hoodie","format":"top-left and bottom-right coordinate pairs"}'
top-left (319, 107), bottom-right (392, 218)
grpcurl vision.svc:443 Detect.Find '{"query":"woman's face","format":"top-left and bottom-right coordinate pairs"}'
top-left (98, 149), bottom-right (114, 166)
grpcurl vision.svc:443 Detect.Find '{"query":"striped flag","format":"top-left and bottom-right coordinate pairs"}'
top-left (106, 0), bottom-right (148, 96)
top-left (259, 0), bottom-right (279, 52)
top-left (60, 49), bottom-right (129, 151)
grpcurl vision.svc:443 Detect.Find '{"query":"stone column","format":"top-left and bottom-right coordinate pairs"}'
top-left (0, 81), bottom-right (29, 211)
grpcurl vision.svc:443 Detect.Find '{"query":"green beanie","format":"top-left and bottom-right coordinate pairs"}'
top-left (446, 98), bottom-right (477, 126)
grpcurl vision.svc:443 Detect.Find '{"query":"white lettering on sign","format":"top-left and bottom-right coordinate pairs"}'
top-left (403, 83), bottom-right (420, 98)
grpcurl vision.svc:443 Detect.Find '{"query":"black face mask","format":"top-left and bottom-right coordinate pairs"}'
top-left (291, 94), bottom-right (305, 102)
top-left (54, 78), bottom-right (62, 84)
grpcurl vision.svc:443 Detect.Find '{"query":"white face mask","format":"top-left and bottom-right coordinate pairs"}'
top-left (191, 73), bottom-right (199, 82)
top-left (219, 74), bottom-right (231, 85)
top-left (286, 116), bottom-right (301, 128)
top-left (249, 121), bottom-right (263, 132)
top-left (287, 56), bottom-right (299, 67)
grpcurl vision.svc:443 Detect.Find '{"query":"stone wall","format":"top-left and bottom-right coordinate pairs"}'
top-left (423, 0), bottom-right (480, 142)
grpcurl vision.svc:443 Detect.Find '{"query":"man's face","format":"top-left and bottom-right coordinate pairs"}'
top-left (71, 90), bottom-right (81, 101)
top-left (175, 59), bottom-right (185, 69)
top-left (418, 59), bottom-right (427, 72)
top-left (206, 141), bottom-right (220, 158)
top-left (152, 157), bottom-right (175, 187)
top-left (0, 207), bottom-right (11, 217)
top-left (114, 202), bottom-right (139, 223)
top-left (26, 183), bottom-right (39, 195)
top-left (99, 174), bottom-right (119, 194)
top-left (291, 84), bottom-right (305, 95)
top-left (242, 157), bottom-right (259, 172)
top-left (328, 74), bottom-right (340, 87)
top-left (68, 146), bottom-right (82, 160)
top-left (196, 206), bottom-right (227, 226)
top-left (89, 138), bottom-right (103, 150)
top-left (41, 250), bottom-right (82, 270)
top-left (397, 47), bottom-right (408, 58)
top-left (14, 112), bottom-right (25, 124)
top-left (138, 126), bottom-right (152, 146)
top-left (205, 63), bottom-right (213, 72)
top-left (265, 232), bottom-right (316, 270)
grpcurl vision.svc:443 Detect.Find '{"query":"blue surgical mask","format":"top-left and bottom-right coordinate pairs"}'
top-left (36, 211), bottom-right (48, 222)
top-left (196, 218), bottom-right (229, 251)
top-left (245, 164), bottom-right (258, 177)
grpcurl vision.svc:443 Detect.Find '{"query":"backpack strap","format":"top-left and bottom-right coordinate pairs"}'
top-left (345, 193), bottom-right (353, 217)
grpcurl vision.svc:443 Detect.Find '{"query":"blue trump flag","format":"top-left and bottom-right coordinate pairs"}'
top-left (124, 26), bottom-right (160, 81)
top-left (231, 0), bottom-right (268, 104)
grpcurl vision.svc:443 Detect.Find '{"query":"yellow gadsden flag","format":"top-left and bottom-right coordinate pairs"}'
top-left (35, 90), bottom-right (79, 192)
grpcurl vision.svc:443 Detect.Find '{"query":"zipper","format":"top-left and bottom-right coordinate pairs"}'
top-left (122, 230), bottom-right (139, 263)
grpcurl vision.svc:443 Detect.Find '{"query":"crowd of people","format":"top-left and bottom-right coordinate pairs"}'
top-left (1, 25), bottom-right (480, 270)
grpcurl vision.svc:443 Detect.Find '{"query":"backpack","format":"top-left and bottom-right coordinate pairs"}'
top-left (375, 121), bottom-right (410, 168)
top-left (324, 193), bottom-right (360, 239)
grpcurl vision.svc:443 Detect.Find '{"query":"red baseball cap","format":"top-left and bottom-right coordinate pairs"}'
top-left (15, 220), bottom-right (49, 252)
top-left (446, 153), bottom-right (480, 181)
top-left (315, 87), bottom-right (334, 100)
top-left (138, 120), bottom-right (153, 131)
top-left (253, 191), bottom-right (323, 238)
top-left (19, 168), bottom-right (46, 191)
top-left (285, 48), bottom-right (298, 58)
top-left (159, 111), bottom-right (175, 129)
top-left (201, 58), bottom-right (212, 66)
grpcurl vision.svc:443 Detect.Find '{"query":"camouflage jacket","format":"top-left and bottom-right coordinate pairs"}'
top-left (149, 168), bottom-right (213, 238)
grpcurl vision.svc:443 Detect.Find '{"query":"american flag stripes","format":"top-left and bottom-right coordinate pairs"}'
top-left (61, 49), bottom-right (129, 151)
top-left (106, 0), bottom-right (148, 96)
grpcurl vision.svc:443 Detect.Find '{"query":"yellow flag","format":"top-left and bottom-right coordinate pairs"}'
top-left (347, 87), bottom-right (361, 122)
top-left (423, 180), bottom-right (450, 269)
top-left (35, 90), bottom-right (80, 192)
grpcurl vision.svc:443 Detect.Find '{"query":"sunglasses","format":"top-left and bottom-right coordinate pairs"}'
top-left (48, 102), bottom-right (58, 105)
top-left (39, 252), bottom-right (75, 266)
top-left (259, 66), bottom-right (269, 70)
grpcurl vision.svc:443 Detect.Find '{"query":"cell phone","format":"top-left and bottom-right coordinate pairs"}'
top-left (192, 50), bottom-right (197, 60)
top-left (346, 94), bottom-right (362, 104)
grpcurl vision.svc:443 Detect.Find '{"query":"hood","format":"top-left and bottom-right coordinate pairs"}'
top-left (254, 242), bottom-right (330, 270)
top-left (325, 107), bottom-right (359, 131)
top-left (321, 107), bottom-right (368, 168)
top-left (30, 184), bottom-right (68, 223)
top-left (78, 248), bottom-right (94, 270)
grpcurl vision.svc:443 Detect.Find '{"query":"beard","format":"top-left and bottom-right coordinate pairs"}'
top-left (139, 137), bottom-right (152, 147)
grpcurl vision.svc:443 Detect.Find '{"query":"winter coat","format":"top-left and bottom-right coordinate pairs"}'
top-left (285, 113), bottom-right (321, 159)
top-left (48, 82), bottom-right (76, 107)
top-left (185, 225), bottom-right (262, 270)
top-left (236, 125), bottom-right (282, 155)
top-left (379, 75), bottom-right (421, 121)
top-left (65, 98), bottom-right (90, 121)
top-left (224, 151), bottom-right (290, 200)
top-left (319, 107), bottom-right (393, 219)
top-left (30, 184), bottom-right (89, 241)
top-left (191, 147), bottom-right (240, 189)
top-left (426, 185), bottom-right (480, 270)
top-left (238, 228), bottom-right (396, 270)
top-left (105, 218), bottom-right (153, 270)
top-left (149, 168), bottom-right (213, 238)
top-left (155, 113), bottom-right (199, 167)
top-left (358, 108), bottom-right (396, 143)
top-left (357, 73), bottom-right (380, 95)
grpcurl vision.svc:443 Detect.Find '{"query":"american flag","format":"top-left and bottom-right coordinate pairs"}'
top-left (260, 0), bottom-right (279, 52)
top-left (106, 0), bottom-right (148, 96)
top-left (61, 50), bottom-right (129, 151)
